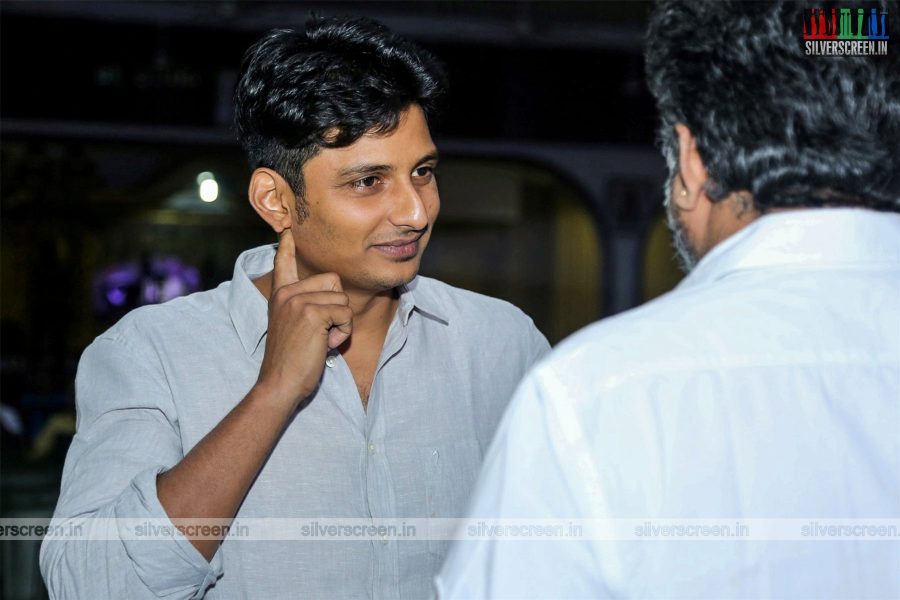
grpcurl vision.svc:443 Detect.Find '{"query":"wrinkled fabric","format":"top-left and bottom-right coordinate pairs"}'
top-left (41, 244), bottom-right (549, 599)
top-left (438, 209), bottom-right (900, 599)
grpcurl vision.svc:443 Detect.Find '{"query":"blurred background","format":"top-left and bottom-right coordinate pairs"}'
top-left (0, 1), bottom-right (681, 597)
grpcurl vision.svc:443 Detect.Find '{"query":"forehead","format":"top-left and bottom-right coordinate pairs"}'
top-left (304, 105), bottom-right (436, 179)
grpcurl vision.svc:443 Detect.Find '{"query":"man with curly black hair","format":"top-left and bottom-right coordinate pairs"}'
top-left (41, 17), bottom-right (548, 599)
top-left (438, 1), bottom-right (899, 597)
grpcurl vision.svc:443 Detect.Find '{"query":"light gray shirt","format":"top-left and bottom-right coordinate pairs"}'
top-left (40, 244), bottom-right (549, 599)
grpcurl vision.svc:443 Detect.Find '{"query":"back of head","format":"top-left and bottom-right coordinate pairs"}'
top-left (234, 16), bottom-right (446, 195)
top-left (645, 0), bottom-right (900, 212)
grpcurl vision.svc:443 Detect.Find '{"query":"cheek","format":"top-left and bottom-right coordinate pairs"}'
top-left (426, 190), bottom-right (440, 221)
top-left (313, 206), bottom-right (363, 242)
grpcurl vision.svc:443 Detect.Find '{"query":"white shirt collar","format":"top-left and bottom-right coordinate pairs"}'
top-left (678, 208), bottom-right (900, 291)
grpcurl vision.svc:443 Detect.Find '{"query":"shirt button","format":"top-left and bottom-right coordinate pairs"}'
top-left (368, 443), bottom-right (376, 454)
top-left (325, 355), bottom-right (337, 368)
top-left (380, 534), bottom-right (388, 545)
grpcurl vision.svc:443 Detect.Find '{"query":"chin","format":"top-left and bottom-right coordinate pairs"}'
top-left (357, 265), bottom-right (420, 292)
top-left (383, 268), bottom-right (419, 290)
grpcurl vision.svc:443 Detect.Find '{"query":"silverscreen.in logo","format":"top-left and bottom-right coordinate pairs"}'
top-left (803, 7), bottom-right (889, 55)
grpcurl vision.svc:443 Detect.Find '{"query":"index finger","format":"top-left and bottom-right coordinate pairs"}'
top-left (273, 229), bottom-right (300, 293)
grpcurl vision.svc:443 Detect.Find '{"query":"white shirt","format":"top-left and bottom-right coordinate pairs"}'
top-left (436, 209), bottom-right (900, 599)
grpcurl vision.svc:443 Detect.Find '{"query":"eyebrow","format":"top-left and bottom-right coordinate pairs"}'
top-left (336, 151), bottom-right (440, 180)
top-left (417, 151), bottom-right (440, 165)
top-left (337, 163), bottom-right (392, 179)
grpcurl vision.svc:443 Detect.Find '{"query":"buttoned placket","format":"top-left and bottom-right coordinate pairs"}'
top-left (323, 308), bottom-right (412, 600)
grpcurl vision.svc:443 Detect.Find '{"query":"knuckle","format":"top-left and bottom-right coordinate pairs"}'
top-left (284, 296), bottom-right (306, 316)
top-left (272, 286), bottom-right (289, 303)
top-left (284, 294), bottom-right (303, 307)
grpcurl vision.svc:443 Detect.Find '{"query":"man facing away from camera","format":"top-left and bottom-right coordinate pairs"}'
top-left (438, 1), bottom-right (899, 597)
top-left (40, 17), bottom-right (548, 599)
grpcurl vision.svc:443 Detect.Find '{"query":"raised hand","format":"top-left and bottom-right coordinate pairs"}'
top-left (256, 229), bottom-right (353, 408)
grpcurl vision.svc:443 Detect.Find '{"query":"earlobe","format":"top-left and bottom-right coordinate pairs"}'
top-left (248, 168), bottom-right (292, 232)
top-left (673, 123), bottom-right (710, 211)
top-left (673, 173), bottom-right (695, 211)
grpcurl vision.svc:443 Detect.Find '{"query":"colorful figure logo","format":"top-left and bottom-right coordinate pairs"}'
top-left (803, 6), bottom-right (889, 40)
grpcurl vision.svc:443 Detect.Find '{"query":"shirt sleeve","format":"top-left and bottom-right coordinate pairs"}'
top-left (434, 366), bottom-right (605, 599)
top-left (40, 331), bottom-right (224, 599)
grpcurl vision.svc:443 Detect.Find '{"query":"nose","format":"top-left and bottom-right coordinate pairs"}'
top-left (389, 180), bottom-right (430, 231)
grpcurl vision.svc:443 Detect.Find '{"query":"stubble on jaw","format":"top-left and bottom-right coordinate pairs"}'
top-left (664, 190), bottom-right (700, 274)
top-left (357, 255), bottom-right (424, 292)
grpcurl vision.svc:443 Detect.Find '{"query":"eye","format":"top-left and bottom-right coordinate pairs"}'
top-left (412, 165), bottom-right (435, 181)
top-left (351, 175), bottom-right (381, 190)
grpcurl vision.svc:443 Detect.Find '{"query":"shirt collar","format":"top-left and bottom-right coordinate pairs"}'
top-left (227, 245), bottom-right (450, 357)
top-left (397, 276), bottom-right (450, 326)
top-left (678, 208), bottom-right (900, 291)
top-left (228, 244), bottom-right (275, 357)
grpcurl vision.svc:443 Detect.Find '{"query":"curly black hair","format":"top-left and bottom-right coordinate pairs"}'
top-left (646, 0), bottom-right (900, 212)
top-left (234, 17), bottom-right (447, 218)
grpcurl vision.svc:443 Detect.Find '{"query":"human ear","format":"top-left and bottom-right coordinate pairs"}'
top-left (247, 168), bottom-right (293, 232)
top-left (673, 123), bottom-right (710, 211)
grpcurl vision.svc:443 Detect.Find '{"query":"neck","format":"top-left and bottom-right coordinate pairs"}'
top-left (700, 192), bottom-right (760, 257)
top-left (344, 287), bottom-right (399, 334)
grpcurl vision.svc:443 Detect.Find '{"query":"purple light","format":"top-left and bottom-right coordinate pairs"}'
top-left (102, 263), bottom-right (142, 287)
top-left (160, 277), bottom-right (187, 302)
top-left (94, 255), bottom-right (203, 315)
top-left (182, 267), bottom-right (200, 289)
top-left (141, 281), bottom-right (158, 305)
top-left (106, 287), bottom-right (127, 306)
